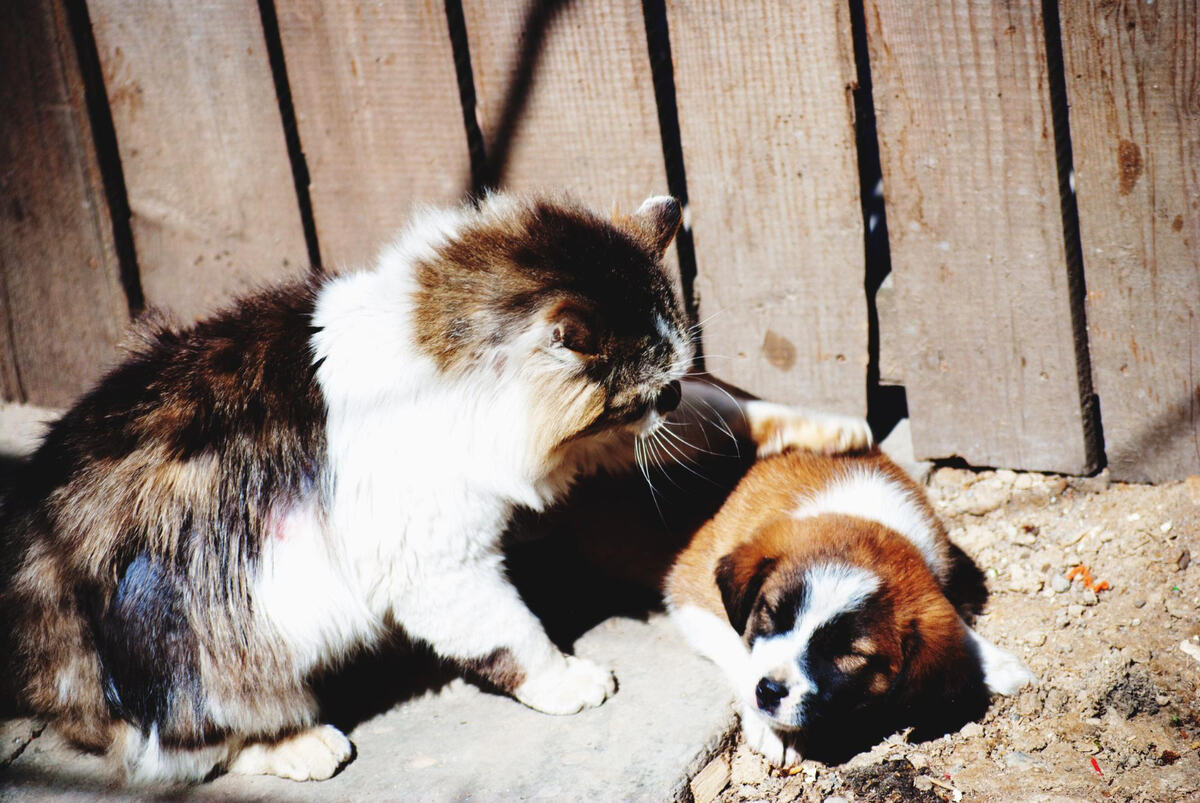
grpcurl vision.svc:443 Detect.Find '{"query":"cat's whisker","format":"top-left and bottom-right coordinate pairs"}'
top-left (651, 428), bottom-right (721, 487)
top-left (646, 431), bottom-right (686, 491)
top-left (659, 420), bottom-right (721, 458)
top-left (686, 306), bottom-right (726, 335)
top-left (692, 397), bottom-right (740, 452)
top-left (633, 437), bottom-right (668, 525)
top-left (691, 378), bottom-right (751, 428)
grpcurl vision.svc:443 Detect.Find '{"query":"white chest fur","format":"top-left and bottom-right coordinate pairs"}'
top-left (254, 257), bottom-right (557, 673)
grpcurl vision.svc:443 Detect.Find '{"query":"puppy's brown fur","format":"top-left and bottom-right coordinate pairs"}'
top-left (667, 449), bottom-right (1032, 763)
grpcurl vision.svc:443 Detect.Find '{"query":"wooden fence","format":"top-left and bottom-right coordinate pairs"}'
top-left (2, 0), bottom-right (1197, 482)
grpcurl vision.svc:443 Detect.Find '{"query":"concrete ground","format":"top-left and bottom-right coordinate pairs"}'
top-left (2, 617), bottom-right (733, 802)
top-left (0, 403), bottom-right (921, 801)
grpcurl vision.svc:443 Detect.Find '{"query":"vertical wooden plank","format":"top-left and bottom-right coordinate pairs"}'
top-left (276, 1), bottom-right (469, 270)
top-left (865, 0), bottom-right (1095, 473)
top-left (0, 0), bottom-right (129, 407)
top-left (88, 0), bottom-right (308, 322)
top-left (463, 1), bottom-right (666, 214)
top-left (665, 1), bottom-right (866, 414)
top-left (1060, 1), bottom-right (1200, 482)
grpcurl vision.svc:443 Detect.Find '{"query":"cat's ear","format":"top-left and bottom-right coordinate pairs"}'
top-left (629, 196), bottom-right (681, 255)
top-left (546, 301), bottom-right (599, 355)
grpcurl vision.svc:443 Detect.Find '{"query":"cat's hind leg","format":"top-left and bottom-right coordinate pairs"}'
top-left (226, 725), bottom-right (353, 782)
top-left (114, 722), bottom-right (237, 785)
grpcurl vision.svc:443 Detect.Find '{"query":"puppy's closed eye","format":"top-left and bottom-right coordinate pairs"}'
top-left (834, 654), bottom-right (869, 673)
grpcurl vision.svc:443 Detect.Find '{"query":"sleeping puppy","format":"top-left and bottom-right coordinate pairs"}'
top-left (665, 448), bottom-right (1034, 766)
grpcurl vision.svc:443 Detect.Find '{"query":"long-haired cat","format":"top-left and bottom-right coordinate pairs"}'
top-left (0, 194), bottom-right (869, 785)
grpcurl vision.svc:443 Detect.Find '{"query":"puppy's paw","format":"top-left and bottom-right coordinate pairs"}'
top-left (515, 655), bottom-right (617, 715)
top-left (227, 724), bottom-right (353, 782)
top-left (744, 401), bottom-right (873, 458)
top-left (740, 706), bottom-right (802, 767)
top-left (967, 628), bottom-right (1036, 695)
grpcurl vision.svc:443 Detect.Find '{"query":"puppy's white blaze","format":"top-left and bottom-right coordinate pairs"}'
top-left (747, 564), bottom-right (879, 725)
top-left (966, 626), bottom-right (1036, 695)
top-left (792, 468), bottom-right (945, 577)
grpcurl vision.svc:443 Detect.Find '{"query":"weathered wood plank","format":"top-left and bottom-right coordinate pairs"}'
top-left (463, 1), bottom-right (666, 215)
top-left (0, 0), bottom-right (129, 407)
top-left (865, 0), bottom-right (1095, 473)
top-left (276, 0), bottom-right (469, 270)
top-left (1060, 0), bottom-right (1200, 482)
top-left (666, 1), bottom-right (866, 413)
top-left (88, 0), bottom-right (308, 322)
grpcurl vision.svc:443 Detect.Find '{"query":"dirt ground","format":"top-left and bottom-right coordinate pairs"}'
top-left (693, 467), bottom-right (1200, 803)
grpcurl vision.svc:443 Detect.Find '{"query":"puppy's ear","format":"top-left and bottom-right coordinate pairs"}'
top-left (714, 545), bottom-right (776, 635)
top-left (895, 618), bottom-right (990, 741)
top-left (626, 196), bottom-right (681, 255)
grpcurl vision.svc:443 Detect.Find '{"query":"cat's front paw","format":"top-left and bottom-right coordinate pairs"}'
top-left (739, 706), bottom-right (801, 767)
top-left (514, 655), bottom-right (617, 715)
top-left (227, 724), bottom-right (353, 781)
top-left (744, 401), bottom-right (873, 458)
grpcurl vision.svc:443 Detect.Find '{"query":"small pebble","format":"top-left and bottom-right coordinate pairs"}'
top-left (1166, 596), bottom-right (1193, 618)
top-left (1067, 604), bottom-right (1084, 618)
top-left (729, 750), bottom-right (768, 786)
top-left (1024, 630), bottom-right (1047, 646)
top-left (1005, 751), bottom-right (1039, 771)
top-left (1178, 549), bottom-right (1191, 571)
top-left (1082, 589), bottom-right (1098, 606)
top-left (1015, 693), bottom-right (1044, 717)
top-left (913, 776), bottom-right (934, 791)
top-left (1134, 598), bottom-right (1146, 608)
top-left (1180, 640), bottom-right (1200, 663)
top-left (1162, 521), bottom-right (1174, 534)
top-left (959, 722), bottom-right (984, 739)
top-left (908, 753), bottom-right (929, 770)
top-left (1051, 574), bottom-right (1071, 593)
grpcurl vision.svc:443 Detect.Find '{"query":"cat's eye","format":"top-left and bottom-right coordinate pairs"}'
top-left (548, 304), bottom-right (598, 354)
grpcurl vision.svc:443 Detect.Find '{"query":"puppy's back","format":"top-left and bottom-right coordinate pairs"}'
top-left (666, 450), bottom-right (944, 618)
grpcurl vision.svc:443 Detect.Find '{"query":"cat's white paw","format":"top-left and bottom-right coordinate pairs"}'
top-left (744, 401), bottom-right (873, 458)
top-left (740, 706), bottom-right (801, 767)
top-left (227, 724), bottom-right (353, 782)
top-left (515, 655), bottom-right (617, 715)
top-left (968, 628), bottom-right (1036, 696)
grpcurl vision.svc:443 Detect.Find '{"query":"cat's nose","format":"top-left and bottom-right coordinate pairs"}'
top-left (654, 380), bottom-right (682, 414)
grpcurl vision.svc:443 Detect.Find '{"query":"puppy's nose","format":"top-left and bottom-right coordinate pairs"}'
top-left (655, 380), bottom-right (682, 414)
top-left (755, 677), bottom-right (788, 711)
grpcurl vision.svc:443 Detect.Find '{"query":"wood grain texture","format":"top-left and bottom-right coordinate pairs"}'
top-left (276, 0), bottom-right (469, 270)
top-left (865, 0), bottom-right (1094, 473)
top-left (666, 1), bottom-right (866, 414)
top-left (0, 0), bottom-right (129, 407)
top-left (463, 1), bottom-right (667, 215)
top-left (1060, 0), bottom-right (1200, 482)
top-left (88, 0), bottom-right (308, 322)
